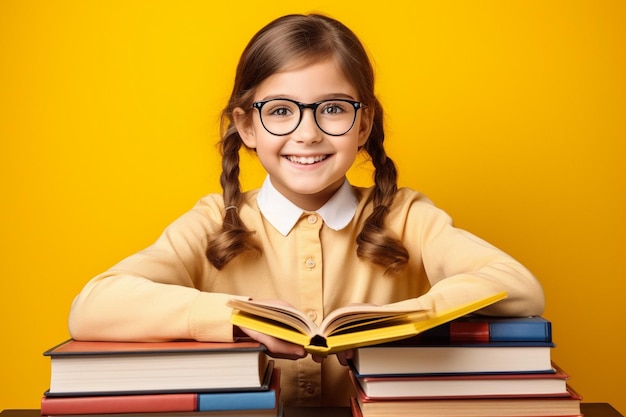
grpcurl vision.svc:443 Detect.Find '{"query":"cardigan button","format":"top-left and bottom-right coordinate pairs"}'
top-left (305, 257), bottom-right (316, 268)
top-left (306, 310), bottom-right (318, 321)
top-left (304, 382), bottom-right (315, 394)
top-left (307, 214), bottom-right (318, 224)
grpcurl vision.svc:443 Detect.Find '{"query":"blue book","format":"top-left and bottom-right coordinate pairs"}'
top-left (396, 315), bottom-right (552, 345)
top-left (197, 367), bottom-right (280, 411)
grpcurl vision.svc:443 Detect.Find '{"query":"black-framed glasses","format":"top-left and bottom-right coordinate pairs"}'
top-left (251, 98), bottom-right (364, 136)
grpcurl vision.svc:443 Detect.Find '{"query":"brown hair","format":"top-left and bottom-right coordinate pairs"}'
top-left (206, 14), bottom-right (408, 274)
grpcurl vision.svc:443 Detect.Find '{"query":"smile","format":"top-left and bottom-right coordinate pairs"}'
top-left (284, 155), bottom-right (329, 165)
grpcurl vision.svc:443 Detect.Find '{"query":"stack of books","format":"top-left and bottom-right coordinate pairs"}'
top-left (348, 315), bottom-right (583, 417)
top-left (41, 340), bottom-right (282, 417)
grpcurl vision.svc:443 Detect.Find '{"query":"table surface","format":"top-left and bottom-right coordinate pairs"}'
top-left (1, 403), bottom-right (623, 417)
top-left (286, 403), bottom-right (623, 417)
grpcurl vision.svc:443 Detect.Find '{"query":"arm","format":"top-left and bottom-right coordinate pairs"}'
top-left (389, 191), bottom-right (545, 316)
top-left (68, 197), bottom-right (246, 342)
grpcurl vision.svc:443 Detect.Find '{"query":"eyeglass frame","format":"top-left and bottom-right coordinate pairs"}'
top-left (251, 98), bottom-right (365, 137)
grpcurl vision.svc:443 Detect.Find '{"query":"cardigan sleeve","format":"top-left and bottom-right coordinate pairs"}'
top-left (68, 195), bottom-right (248, 342)
top-left (388, 189), bottom-right (545, 316)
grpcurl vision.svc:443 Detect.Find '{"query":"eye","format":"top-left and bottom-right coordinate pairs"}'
top-left (264, 100), bottom-right (297, 118)
top-left (268, 106), bottom-right (291, 117)
top-left (319, 101), bottom-right (347, 115)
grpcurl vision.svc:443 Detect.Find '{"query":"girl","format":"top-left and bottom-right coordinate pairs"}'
top-left (69, 14), bottom-right (545, 407)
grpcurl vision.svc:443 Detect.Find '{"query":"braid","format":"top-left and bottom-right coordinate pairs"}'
top-left (206, 129), bottom-right (260, 270)
top-left (356, 102), bottom-right (409, 275)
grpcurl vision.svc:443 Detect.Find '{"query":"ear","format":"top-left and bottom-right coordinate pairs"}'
top-left (233, 107), bottom-right (257, 149)
top-left (357, 105), bottom-right (374, 147)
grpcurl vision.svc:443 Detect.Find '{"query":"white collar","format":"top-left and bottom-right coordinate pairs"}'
top-left (257, 176), bottom-right (358, 236)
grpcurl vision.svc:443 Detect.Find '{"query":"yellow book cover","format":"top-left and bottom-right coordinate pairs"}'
top-left (228, 292), bottom-right (507, 356)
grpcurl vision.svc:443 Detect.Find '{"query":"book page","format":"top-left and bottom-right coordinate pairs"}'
top-left (228, 299), bottom-right (317, 337)
top-left (229, 299), bottom-right (431, 337)
top-left (322, 311), bottom-right (431, 336)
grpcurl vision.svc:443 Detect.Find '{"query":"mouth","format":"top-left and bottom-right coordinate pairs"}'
top-left (284, 155), bottom-right (330, 165)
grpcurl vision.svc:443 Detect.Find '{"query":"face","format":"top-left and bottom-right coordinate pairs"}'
top-left (234, 58), bottom-right (373, 211)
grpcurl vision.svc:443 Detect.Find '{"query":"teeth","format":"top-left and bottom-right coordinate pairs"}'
top-left (286, 155), bottom-right (328, 165)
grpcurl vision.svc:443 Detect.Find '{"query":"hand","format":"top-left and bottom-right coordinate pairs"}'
top-left (238, 326), bottom-right (307, 360)
top-left (312, 349), bottom-right (354, 366)
top-left (235, 298), bottom-right (308, 361)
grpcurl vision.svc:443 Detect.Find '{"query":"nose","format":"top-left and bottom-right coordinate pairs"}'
top-left (293, 108), bottom-right (322, 144)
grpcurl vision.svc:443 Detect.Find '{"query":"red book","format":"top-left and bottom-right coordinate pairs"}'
top-left (349, 396), bottom-right (581, 417)
top-left (43, 340), bottom-right (269, 396)
top-left (349, 362), bottom-right (570, 399)
top-left (352, 378), bottom-right (583, 417)
top-left (40, 367), bottom-right (281, 415)
top-left (41, 393), bottom-right (196, 415)
top-left (350, 397), bottom-right (363, 417)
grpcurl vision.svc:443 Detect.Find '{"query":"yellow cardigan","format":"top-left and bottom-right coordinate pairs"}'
top-left (69, 185), bottom-right (544, 406)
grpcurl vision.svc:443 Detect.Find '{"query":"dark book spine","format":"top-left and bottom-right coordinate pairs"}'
top-left (403, 317), bottom-right (552, 344)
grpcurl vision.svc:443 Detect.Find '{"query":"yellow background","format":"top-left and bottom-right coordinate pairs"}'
top-left (1, 0), bottom-right (624, 413)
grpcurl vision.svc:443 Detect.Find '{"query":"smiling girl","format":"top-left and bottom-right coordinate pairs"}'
top-left (69, 14), bottom-right (545, 407)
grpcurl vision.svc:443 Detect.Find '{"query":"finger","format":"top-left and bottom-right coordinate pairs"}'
top-left (336, 349), bottom-right (355, 366)
top-left (267, 351), bottom-right (308, 360)
top-left (240, 327), bottom-right (307, 359)
top-left (259, 337), bottom-right (307, 359)
top-left (312, 355), bottom-right (325, 363)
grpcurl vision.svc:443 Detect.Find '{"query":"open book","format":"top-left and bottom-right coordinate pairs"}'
top-left (228, 291), bottom-right (507, 356)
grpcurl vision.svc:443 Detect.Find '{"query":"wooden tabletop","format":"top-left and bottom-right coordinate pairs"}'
top-left (1, 403), bottom-right (623, 417)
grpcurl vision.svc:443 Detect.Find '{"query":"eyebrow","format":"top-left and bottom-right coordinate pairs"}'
top-left (257, 93), bottom-right (357, 102)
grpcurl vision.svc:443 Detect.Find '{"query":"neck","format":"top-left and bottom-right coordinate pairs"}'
top-left (273, 177), bottom-right (345, 211)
